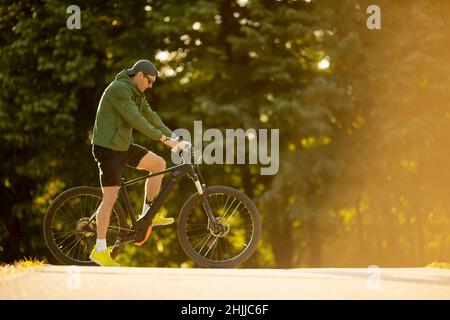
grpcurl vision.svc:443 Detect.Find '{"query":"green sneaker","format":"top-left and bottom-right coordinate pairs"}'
top-left (90, 247), bottom-right (120, 267)
top-left (152, 213), bottom-right (174, 226)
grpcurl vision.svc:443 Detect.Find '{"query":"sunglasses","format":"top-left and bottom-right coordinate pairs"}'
top-left (144, 74), bottom-right (156, 84)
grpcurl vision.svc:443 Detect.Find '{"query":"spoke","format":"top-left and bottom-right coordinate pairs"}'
top-left (186, 218), bottom-right (208, 226)
top-left (56, 234), bottom-right (77, 250)
top-left (62, 201), bottom-right (78, 224)
top-left (76, 241), bottom-right (82, 261)
top-left (222, 195), bottom-right (231, 216)
top-left (224, 237), bottom-right (233, 260)
top-left (224, 201), bottom-right (242, 221)
top-left (188, 231), bottom-right (211, 242)
top-left (222, 198), bottom-right (237, 219)
top-left (62, 236), bottom-right (80, 255)
top-left (54, 229), bottom-right (77, 242)
top-left (86, 195), bottom-right (95, 220)
top-left (81, 195), bottom-right (87, 220)
top-left (239, 222), bottom-right (255, 228)
top-left (53, 212), bottom-right (75, 224)
top-left (92, 196), bottom-right (101, 218)
top-left (212, 194), bottom-right (221, 216)
top-left (186, 226), bottom-right (208, 233)
top-left (66, 238), bottom-right (82, 257)
top-left (194, 233), bottom-right (213, 252)
top-left (86, 195), bottom-right (93, 221)
top-left (203, 236), bottom-right (219, 257)
top-left (217, 237), bottom-right (223, 261)
top-left (212, 237), bottom-right (222, 260)
top-left (189, 205), bottom-right (204, 221)
top-left (190, 237), bottom-right (207, 251)
top-left (186, 222), bottom-right (208, 227)
top-left (221, 193), bottom-right (225, 215)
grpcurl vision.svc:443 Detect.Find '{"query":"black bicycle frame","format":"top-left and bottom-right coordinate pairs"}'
top-left (118, 162), bottom-right (216, 229)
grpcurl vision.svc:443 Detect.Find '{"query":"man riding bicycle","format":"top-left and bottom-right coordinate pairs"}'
top-left (90, 59), bottom-right (189, 267)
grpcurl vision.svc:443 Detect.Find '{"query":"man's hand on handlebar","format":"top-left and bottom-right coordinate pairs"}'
top-left (159, 135), bottom-right (191, 153)
top-left (171, 140), bottom-right (192, 153)
top-left (160, 135), bottom-right (179, 149)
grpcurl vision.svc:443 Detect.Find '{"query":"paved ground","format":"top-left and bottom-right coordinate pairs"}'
top-left (1, 265), bottom-right (449, 299)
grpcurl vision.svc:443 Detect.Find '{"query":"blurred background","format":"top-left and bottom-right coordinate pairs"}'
top-left (1, 0), bottom-right (449, 268)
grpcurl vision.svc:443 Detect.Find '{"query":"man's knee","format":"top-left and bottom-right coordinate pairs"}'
top-left (138, 152), bottom-right (166, 172)
top-left (156, 157), bottom-right (166, 171)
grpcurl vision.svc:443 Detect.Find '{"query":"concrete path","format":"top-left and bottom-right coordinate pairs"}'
top-left (1, 265), bottom-right (449, 300)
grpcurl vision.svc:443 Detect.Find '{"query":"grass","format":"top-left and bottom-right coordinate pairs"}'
top-left (0, 258), bottom-right (44, 279)
top-left (426, 261), bottom-right (450, 269)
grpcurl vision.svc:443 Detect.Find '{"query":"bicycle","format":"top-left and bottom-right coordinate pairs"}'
top-left (43, 146), bottom-right (261, 268)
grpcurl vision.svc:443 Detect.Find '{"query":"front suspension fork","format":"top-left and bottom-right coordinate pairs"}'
top-left (188, 167), bottom-right (222, 231)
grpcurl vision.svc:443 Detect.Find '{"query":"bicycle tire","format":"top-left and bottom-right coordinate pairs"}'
top-left (43, 186), bottom-right (127, 266)
top-left (177, 185), bottom-right (261, 268)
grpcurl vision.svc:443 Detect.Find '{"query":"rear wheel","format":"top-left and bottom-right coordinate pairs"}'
top-left (43, 186), bottom-right (127, 266)
top-left (177, 186), bottom-right (261, 268)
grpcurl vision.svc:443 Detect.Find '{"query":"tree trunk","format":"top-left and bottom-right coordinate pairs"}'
top-left (267, 201), bottom-right (294, 268)
top-left (308, 216), bottom-right (322, 267)
top-left (355, 199), bottom-right (368, 266)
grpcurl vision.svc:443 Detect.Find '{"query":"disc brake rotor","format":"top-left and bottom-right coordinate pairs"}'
top-left (209, 216), bottom-right (230, 237)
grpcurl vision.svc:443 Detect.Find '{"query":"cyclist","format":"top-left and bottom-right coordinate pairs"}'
top-left (90, 59), bottom-right (189, 267)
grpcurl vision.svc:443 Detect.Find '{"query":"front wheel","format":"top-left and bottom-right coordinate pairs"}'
top-left (177, 186), bottom-right (261, 268)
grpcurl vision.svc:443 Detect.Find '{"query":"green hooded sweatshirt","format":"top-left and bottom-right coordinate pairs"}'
top-left (91, 69), bottom-right (174, 151)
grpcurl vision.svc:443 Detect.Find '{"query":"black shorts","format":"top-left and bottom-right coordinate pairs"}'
top-left (92, 144), bottom-right (148, 187)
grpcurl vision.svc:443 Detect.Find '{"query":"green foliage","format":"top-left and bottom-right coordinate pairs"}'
top-left (1, 0), bottom-right (449, 268)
